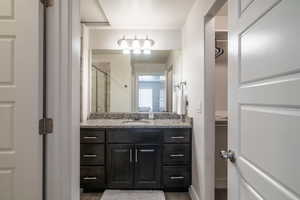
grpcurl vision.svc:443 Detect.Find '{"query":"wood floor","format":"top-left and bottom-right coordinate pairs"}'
top-left (80, 190), bottom-right (226, 200)
top-left (80, 192), bottom-right (190, 200)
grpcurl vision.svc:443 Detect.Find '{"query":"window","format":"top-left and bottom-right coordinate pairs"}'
top-left (138, 89), bottom-right (153, 112)
top-left (137, 74), bottom-right (166, 112)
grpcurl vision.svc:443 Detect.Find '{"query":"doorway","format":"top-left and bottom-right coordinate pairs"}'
top-left (203, 1), bottom-right (228, 200)
top-left (214, 17), bottom-right (228, 200)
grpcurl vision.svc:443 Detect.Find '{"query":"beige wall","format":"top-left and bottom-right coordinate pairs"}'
top-left (215, 41), bottom-right (228, 112)
top-left (92, 53), bottom-right (132, 112)
top-left (215, 16), bottom-right (228, 31)
top-left (181, 0), bottom-right (220, 199)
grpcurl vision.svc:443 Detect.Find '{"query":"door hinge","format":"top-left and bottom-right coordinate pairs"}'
top-left (39, 118), bottom-right (53, 135)
top-left (40, 0), bottom-right (54, 7)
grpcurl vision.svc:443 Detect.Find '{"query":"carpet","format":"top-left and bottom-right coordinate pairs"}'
top-left (101, 190), bottom-right (165, 200)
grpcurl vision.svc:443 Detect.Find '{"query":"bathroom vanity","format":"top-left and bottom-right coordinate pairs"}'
top-left (80, 117), bottom-right (192, 192)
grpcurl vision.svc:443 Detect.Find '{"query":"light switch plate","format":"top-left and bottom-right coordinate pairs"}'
top-left (196, 102), bottom-right (202, 114)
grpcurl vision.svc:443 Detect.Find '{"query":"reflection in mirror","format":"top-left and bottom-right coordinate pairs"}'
top-left (90, 50), bottom-right (180, 113)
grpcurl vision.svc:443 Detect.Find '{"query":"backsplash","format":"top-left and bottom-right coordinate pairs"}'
top-left (89, 112), bottom-right (182, 120)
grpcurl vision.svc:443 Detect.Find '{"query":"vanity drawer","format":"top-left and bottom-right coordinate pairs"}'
top-left (108, 129), bottom-right (161, 144)
top-left (80, 166), bottom-right (105, 191)
top-left (80, 144), bottom-right (105, 165)
top-left (163, 144), bottom-right (190, 165)
top-left (81, 129), bottom-right (105, 143)
top-left (163, 166), bottom-right (190, 188)
top-left (164, 129), bottom-right (190, 143)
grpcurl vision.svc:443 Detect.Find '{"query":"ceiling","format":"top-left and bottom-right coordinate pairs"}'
top-left (81, 0), bottom-right (196, 29)
top-left (80, 0), bottom-right (108, 22)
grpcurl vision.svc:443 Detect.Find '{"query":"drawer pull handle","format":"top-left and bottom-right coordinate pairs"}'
top-left (170, 154), bottom-right (185, 157)
top-left (83, 154), bottom-right (97, 158)
top-left (83, 136), bottom-right (97, 139)
top-left (130, 149), bottom-right (133, 163)
top-left (140, 149), bottom-right (155, 152)
top-left (170, 176), bottom-right (185, 180)
top-left (83, 177), bottom-right (97, 180)
top-left (171, 136), bottom-right (185, 139)
top-left (135, 149), bottom-right (138, 163)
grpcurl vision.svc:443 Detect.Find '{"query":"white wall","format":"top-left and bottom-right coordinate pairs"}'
top-left (166, 50), bottom-right (183, 112)
top-left (181, 0), bottom-right (220, 200)
top-left (81, 24), bottom-right (91, 121)
top-left (89, 29), bottom-right (182, 50)
top-left (133, 63), bottom-right (166, 74)
top-left (92, 53), bottom-right (132, 112)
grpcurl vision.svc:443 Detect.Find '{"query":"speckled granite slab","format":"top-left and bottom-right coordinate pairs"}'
top-left (89, 112), bottom-right (181, 120)
top-left (80, 118), bottom-right (192, 128)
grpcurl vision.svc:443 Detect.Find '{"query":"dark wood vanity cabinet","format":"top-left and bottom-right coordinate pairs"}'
top-left (134, 145), bottom-right (161, 189)
top-left (80, 128), bottom-right (106, 192)
top-left (80, 128), bottom-right (191, 192)
top-left (107, 144), bottom-right (134, 188)
top-left (107, 144), bottom-right (161, 189)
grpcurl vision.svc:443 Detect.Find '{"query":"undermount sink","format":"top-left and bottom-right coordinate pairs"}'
top-left (122, 120), bottom-right (151, 124)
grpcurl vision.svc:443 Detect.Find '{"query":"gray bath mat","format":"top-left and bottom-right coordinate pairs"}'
top-left (101, 190), bottom-right (165, 200)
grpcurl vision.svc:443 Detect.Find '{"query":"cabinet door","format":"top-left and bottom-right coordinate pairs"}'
top-left (107, 144), bottom-right (134, 188)
top-left (135, 145), bottom-right (161, 188)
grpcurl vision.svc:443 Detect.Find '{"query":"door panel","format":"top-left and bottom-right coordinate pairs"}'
top-left (229, 0), bottom-right (300, 200)
top-left (0, 0), bottom-right (41, 200)
top-left (135, 145), bottom-right (161, 188)
top-left (240, 0), bottom-right (300, 83)
top-left (240, 106), bottom-right (300, 194)
top-left (240, 0), bottom-right (255, 15)
top-left (240, 180), bottom-right (263, 200)
top-left (107, 144), bottom-right (134, 188)
top-left (239, 158), bottom-right (297, 200)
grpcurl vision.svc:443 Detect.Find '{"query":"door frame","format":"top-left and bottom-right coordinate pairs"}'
top-left (46, 0), bottom-right (81, 199)
top-left (49, 0), bottom-right (232, 199)
top-left (203, 0), bottom-right (228, 199)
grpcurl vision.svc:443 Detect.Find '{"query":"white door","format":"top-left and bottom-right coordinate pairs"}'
top-left (0, 0), bottom-right (42, 200)
top-left (228, 0), bottom-right (300, 199)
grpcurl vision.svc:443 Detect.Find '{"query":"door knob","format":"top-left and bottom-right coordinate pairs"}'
top-left (220, 150), bottom-right (235, 163)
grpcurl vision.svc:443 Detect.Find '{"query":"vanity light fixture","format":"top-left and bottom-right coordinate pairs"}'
top-left (117, 36), bottom-right (155, 55)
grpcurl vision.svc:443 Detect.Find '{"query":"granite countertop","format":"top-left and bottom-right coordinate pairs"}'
top-left (80, 118), bottom-right (192, 129)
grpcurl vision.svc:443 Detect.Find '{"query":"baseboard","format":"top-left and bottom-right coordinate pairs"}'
top-left (215, 178), bottom-right (227, 189)
top-left (189, 185), bottom-right (200, 200)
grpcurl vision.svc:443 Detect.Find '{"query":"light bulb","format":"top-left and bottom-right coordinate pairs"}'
top-left (143, 39), bottom-right (152, 49)
top-left (120, 39), bottom-right (128, 49)
top-left (132, 38), bottom-right (141, 49)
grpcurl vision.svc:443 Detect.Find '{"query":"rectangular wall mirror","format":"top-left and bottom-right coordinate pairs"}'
top-left (90, 49), bottom-right (180, 113)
